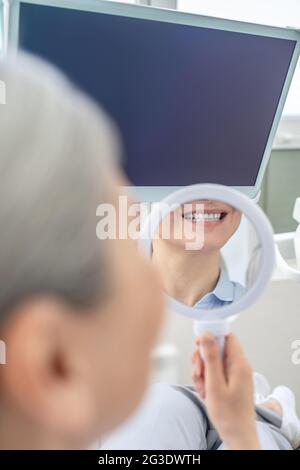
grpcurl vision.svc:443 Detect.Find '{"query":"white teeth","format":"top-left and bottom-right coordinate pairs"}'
top-left (183, 213), bottom-right (222, 221)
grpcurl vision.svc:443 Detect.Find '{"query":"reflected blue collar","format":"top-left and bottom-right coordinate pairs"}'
top-left (194, 269), bottom-right (235, 307)
top-left (212, 268), bottom-right (235, 302)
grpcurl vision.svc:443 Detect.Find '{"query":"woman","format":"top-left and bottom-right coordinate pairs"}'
top-left (3, 52), bottom-right (295, 453)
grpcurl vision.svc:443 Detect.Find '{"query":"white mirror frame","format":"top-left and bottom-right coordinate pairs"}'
top-left (139, 183), bottom-right (275, 321)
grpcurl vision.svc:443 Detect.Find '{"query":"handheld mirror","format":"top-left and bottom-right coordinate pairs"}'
top-left (139, 184), bottom-right (275, 354)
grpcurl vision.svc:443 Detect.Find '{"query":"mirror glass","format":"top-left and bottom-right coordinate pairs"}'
top-left (151, 199), bottom-right (261, 311)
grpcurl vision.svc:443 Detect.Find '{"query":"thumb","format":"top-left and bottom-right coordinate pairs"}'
top-left (201, 334), bottom-right (225, 395)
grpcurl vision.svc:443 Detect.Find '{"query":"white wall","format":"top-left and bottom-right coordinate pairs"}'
top-left (233, 280), bottom-right (300, 414)
top-left (177, 0), bottom-right (300, 117)
top-left (177, 0), bottom-right (300, 27)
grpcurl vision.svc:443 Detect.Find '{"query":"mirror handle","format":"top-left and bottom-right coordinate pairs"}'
top-left (194, 319), bottom-right (230, 358)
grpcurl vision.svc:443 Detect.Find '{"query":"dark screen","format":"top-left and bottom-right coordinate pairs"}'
top-left (19, 3), bottom-right (296, 186)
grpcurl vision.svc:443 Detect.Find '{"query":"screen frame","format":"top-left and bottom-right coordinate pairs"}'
top-left (5, 0), bottom-right (300, 200)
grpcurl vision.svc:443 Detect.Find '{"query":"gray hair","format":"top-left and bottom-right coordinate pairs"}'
top-left (0, 53), bottom-right (121, 318)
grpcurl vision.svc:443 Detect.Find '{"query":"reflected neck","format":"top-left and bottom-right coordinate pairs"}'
top-left (152, 239), bottom-right (220, 306)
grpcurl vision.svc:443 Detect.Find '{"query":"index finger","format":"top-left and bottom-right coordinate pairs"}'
top-left (200, 333), bottom-right (226, 395)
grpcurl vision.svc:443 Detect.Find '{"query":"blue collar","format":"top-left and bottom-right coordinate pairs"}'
top-left (193, 269), bottom-right (237, 308)
top-left (211, 269), bottom-right (235, 302)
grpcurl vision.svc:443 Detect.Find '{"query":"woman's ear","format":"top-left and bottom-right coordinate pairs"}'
top-left (0, 297), bottom-right (97, 447)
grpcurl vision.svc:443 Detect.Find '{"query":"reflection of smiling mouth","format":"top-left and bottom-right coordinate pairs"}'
top-left (182, 210), bottom-right (228, 223)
